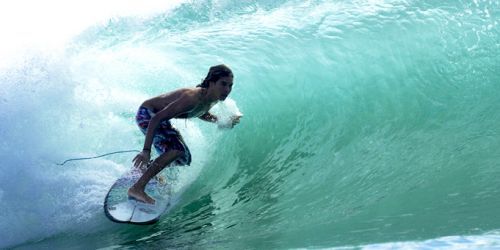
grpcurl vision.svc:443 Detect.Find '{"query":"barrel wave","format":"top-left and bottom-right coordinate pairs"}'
top-left (1, 0), bottom-right (499, 249)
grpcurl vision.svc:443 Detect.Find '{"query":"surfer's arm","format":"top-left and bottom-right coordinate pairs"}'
top-left (199, 112), bottom-right (218, 123)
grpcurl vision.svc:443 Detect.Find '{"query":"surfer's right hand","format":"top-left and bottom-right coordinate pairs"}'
top-left (133, 150), bottom-right (151, 169)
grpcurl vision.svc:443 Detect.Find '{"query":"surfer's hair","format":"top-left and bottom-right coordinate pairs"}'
top-left (197, 64), bottom-right (233, 88)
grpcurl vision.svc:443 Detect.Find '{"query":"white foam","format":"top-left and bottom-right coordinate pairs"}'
top-left (359, 232), bottom-right (500, 249)
top-left (0, 1), bottom-right (194, 247)
top-left (210, 98), bottom-right (243, 128)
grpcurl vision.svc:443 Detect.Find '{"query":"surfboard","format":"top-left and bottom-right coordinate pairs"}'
top-left (104, 167), bottom-right (171, 225)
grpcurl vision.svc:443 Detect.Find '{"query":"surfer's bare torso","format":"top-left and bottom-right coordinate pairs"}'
top-left (141, 87), bottom-right (216, 120)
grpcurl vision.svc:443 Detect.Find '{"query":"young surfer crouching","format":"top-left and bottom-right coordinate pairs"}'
top-left (128, 64), bottom-right (241, 204)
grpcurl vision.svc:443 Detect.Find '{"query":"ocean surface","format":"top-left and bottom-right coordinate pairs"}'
top-left (1, 0), bottom-right (499, 249)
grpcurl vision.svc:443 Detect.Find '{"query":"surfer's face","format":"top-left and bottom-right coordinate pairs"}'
top-left (212, 76), bottom-right (233, 101)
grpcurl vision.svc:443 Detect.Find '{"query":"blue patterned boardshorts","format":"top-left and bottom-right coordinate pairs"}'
top-left (135, 106), bottom-right (191, 166)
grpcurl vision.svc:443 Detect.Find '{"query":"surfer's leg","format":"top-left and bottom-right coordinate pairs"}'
top-left (129, 118), bottom-right (188, 204)
top-left (128, 149), bottom-right (182, 204)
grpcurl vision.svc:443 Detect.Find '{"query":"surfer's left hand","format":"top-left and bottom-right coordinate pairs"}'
top-left (133, 150), bottom-right (150, 169)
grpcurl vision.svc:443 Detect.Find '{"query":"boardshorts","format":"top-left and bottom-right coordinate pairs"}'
top-left (135, 106), bottom-right (191, 166)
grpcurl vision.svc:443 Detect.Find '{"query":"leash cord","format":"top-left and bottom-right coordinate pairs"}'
top-left (57, 149), bottom-right (140, 166)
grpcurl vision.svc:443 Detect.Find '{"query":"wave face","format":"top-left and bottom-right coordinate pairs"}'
top-left (1, 0), bottom-right (499, 248)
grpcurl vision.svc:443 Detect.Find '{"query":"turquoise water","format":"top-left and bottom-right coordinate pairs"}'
top-left (1, 0), bottom-right (499, 249)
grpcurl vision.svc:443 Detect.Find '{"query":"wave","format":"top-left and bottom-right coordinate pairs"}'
top-left (2, 0), bottom-right (499, 248)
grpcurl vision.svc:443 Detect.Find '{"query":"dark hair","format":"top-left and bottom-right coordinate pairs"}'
top-left (197, 64), bottom-right (233, 88)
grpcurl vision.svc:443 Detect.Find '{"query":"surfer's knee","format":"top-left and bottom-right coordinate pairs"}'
top-left (155, 149), bottom-right (183, 167)
top-left (169, 149), bottom-right (183, 159)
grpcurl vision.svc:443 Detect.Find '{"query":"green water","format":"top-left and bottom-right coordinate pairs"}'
top-left (2, 0), bottom-right (500, 249)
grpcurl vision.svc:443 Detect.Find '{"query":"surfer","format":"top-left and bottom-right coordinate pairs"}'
top-left (128, 64), bottom-right (241, 204)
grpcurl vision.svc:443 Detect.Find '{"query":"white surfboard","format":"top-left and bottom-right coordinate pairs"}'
top-left (104, 167), bottom-right (171, 225)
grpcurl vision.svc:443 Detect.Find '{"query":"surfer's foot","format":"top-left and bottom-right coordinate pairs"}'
top-left (128, 186), bottom-right (155, 204)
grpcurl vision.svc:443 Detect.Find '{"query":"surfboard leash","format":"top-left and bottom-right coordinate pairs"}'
top-left (56, 149), bottom-right (140, 166)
